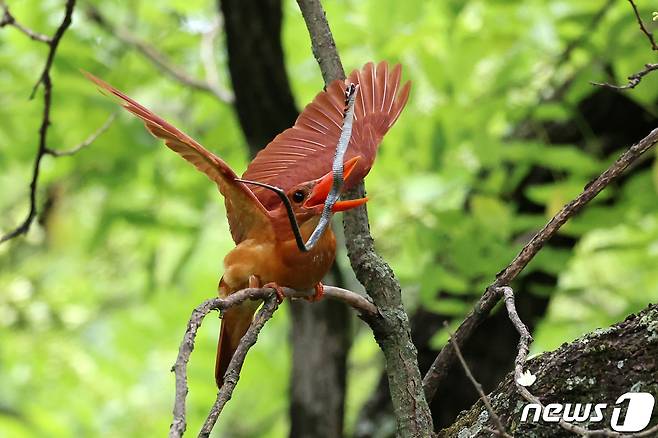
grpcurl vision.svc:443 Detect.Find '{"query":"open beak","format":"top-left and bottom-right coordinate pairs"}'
top-left (304, 156), bottom-right (369, 212)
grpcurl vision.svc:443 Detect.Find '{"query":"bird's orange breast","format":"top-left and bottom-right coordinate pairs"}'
top-left (221, 219), bottom-right (337, 294)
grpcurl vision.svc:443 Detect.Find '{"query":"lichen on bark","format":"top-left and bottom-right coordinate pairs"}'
top-left (440, 304), bottom-right (658, 437)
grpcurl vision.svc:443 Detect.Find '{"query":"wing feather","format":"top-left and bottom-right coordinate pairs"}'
top-left (84, 72), bottom-right (272, 244)
top-left (243, 61), bottom-right (411, 209)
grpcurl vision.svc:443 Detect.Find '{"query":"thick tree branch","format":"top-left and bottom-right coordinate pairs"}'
top-left (168, 285), bottom-right (376, 438)
top-left (295, 0), bottom-right (344, 85)
top-left (423, 126), bottom-right (658, 401)
top-left (441, 301), bottom-right (658, 437)
top-left (503, 285), bottom-right (658, 437)
top-left (296, 0), bottom-right (435, 436)
top-left (0, 0), bottom-right (76, 245)
top-left (86, 6), bottom-right (234, 104)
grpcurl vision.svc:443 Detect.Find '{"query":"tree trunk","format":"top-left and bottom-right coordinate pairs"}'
top-left (289, 264), bottom-right (351, 437)
top-left (219, 2), bottom-right (350, 436)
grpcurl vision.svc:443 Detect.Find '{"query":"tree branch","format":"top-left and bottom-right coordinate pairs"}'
top-left (0, 2), bottom-right (52, 43)
top-left (0, 0), bottom-right (76, 245)
top-left (295, 0), bottom-right (344, 85)
top-left (591, 63), bottom-right (658, 90)
top-left (198, 295), bottom-right (279, 437)
top-left (591, 1), bottom-right (658, 90)
top-left (44, 113), bottom-right (116, 157)
top-left (168, 285), bottom-right (377, 438)
top-left (295, 0), bottom-right (435, 436)
top-left (628, 0), bottom-right (658, 51)
top-left (423, 126), bottom-right (658, 401)
top-left (445, 321), bottom-right (511, 438)
top-left (86, 6), bottom-right (234, 104)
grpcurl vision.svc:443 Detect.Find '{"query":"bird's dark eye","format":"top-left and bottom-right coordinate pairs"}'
top-left (292, 190), bottom-right (305, 203)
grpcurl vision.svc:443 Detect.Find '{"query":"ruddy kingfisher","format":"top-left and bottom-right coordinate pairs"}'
top-left (85, 61), bottom-right (410, 386)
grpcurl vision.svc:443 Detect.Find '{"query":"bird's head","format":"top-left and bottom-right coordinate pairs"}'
top-left (281, 155), bottom-right (368, 224)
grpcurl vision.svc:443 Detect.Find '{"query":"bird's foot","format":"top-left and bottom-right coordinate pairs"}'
top-left (306, 282), bottom-right (324, 302)
top-left (263, 282), bottom-right (286, 303)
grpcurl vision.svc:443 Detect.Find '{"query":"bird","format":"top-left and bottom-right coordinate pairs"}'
top-left (84, 61), bottom-right (411, 387)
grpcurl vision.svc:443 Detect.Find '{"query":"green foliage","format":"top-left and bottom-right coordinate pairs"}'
top-left (1, 0), bottom-right (658, 436)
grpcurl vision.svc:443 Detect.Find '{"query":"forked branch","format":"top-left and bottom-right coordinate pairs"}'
top-left (168, 285), bottom-right (376, 438)
top-left (0, 0), bottom-right (77, 245)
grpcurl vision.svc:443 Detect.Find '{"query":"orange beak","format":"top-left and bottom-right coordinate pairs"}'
top-left (304, 156), bottom-right (369, 212)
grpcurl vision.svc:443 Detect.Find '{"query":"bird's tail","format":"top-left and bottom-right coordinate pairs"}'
top-left (215, 278), bottom-right (259, 388)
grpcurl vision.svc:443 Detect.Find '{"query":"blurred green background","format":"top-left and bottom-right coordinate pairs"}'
top-left (2, 0), bottom-right (658, 436)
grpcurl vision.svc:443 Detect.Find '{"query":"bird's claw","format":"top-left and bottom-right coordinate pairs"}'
top-left (306, 282), bottom-right (324, 302)
top-left (263, 282), bottom-right (286, 303)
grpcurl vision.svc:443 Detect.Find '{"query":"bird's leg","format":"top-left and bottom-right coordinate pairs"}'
top-left (249, 275), bottom-right (285, 303)
top-left (248, 275), bottom-right (261, 289)
top-left (306, 282), bottom-right (324, 302)
top-left (263, 282), bottom-right (286, 303)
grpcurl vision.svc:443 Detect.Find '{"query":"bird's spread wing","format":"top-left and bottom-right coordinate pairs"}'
top-left (84, 72), bottom-right (273, 244)
top-left (243, 61), bottom-right (411, 210)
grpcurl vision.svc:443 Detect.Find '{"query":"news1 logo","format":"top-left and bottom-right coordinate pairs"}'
top-left (520, 392), bottom-right (656, 432)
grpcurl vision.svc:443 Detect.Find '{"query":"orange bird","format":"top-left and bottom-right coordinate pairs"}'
top-left (85, 61), bottom-right (410, 387)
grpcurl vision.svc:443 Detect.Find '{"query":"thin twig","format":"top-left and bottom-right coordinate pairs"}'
top-left (591, 63), bottom-right (658, 90)
top-left (86, 6), bottom-right (234, 104)
top-left (45, 113), bottom-right (116, 157)
top-left (0, 3), bottom-right (52, 43)
top-left (445, 321), bottom-right (511, 438)
top-left (628, 0), bottom-right (658, 51)
top-left (198, 296), bottom-right (278, 437)
top-left (591, 1), bottom-right (658, 90)
top-left (168, 285), bottom-right (376, 438)
top-left (422, 126), bottom-right (658, 401)
top-left (498, 287), bottom-right (532, 387)
top-left (0, 0), bottom-right (77, 245)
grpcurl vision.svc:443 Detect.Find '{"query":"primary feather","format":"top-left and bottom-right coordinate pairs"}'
top-left (243, 61), bottom-right (411, 210)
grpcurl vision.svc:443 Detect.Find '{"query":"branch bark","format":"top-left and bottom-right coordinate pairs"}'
top-left (628, 0), bottom-right (658, 51)
top-left (296, 0), bottom-right (435, 436)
